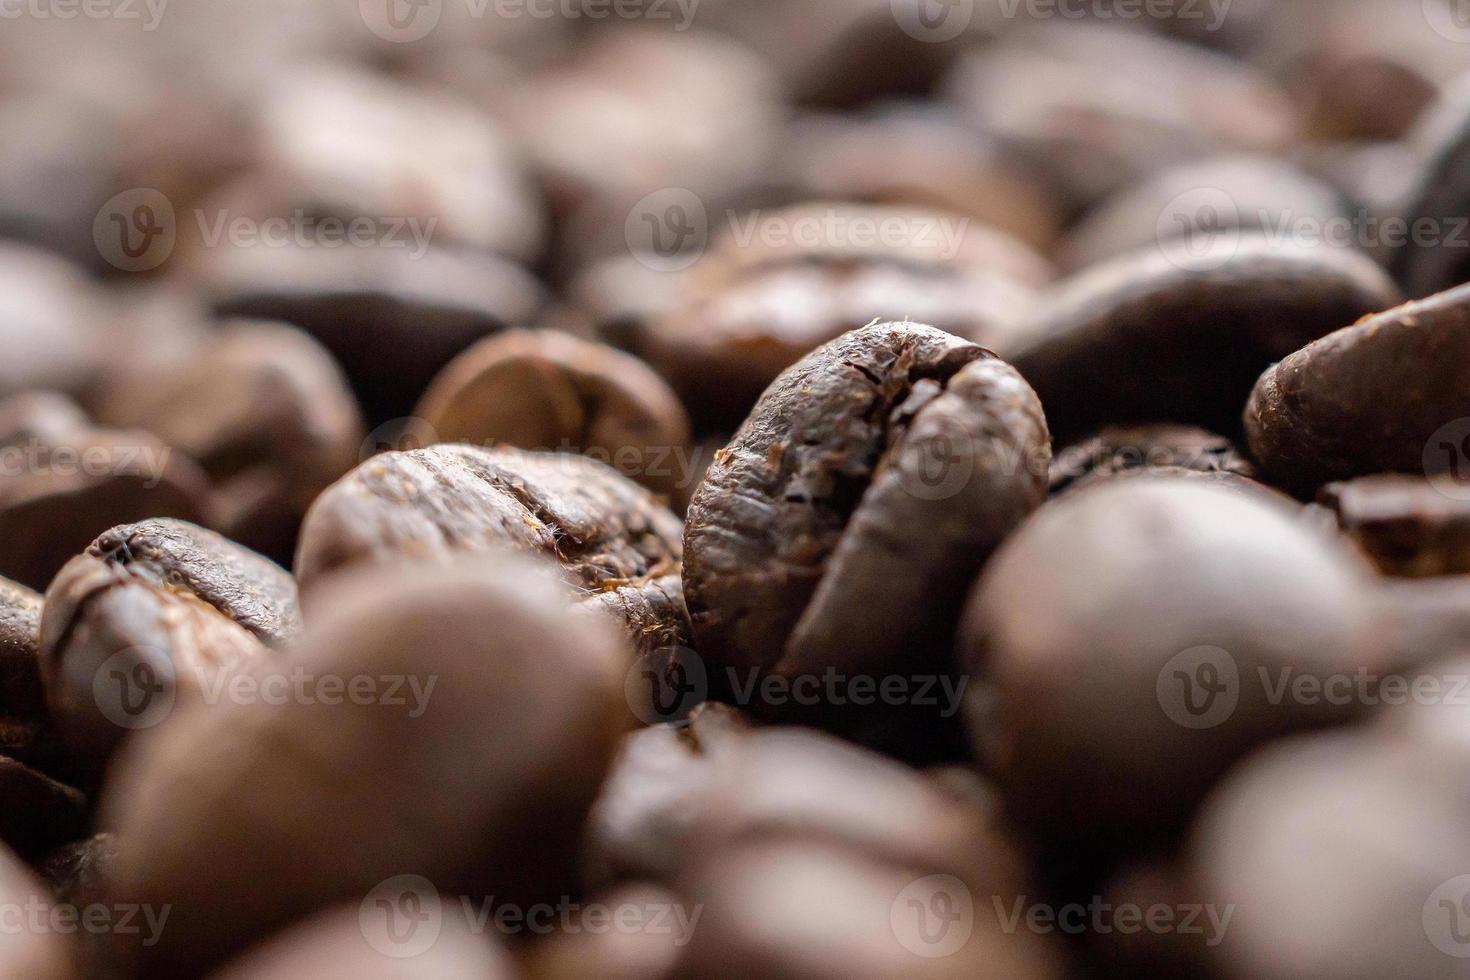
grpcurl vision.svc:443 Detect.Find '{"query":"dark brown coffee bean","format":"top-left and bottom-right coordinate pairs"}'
top-left (296, 445), bottom-right (687, 657)
top-left (1188, 726), bottom-right (1470, 980)
top-left (1049, 425), bottom-right (1258, 497)
top-left (210, 904), bottom-right (517, 980)
top-left (94, 320), bottom-right (365, 565)
top-left (0, 393), bottom-right (210, 591)
top-left (960, 478), bottom-right (1382, 860)
top-left (38, 518), bottom-right (297, 774)
top-left (674, 838), bottom-right (1064, 980)
top-left (1321, 474), bottom-right (1470, 576)
top-left (186, 241), bottom-right (546, 424)
top-left (0, 575), bottom-right (56, 769)
top-left (1245, 284), bottom-right (1470, 495)
top-left (414, 329), bottom-right (693, 504)
top-left (0, 841), bottom-right (75, 978)
top-left (643, 204), bottom-right (1050, 431)
top-left (1058, 155), bottom-right (1350, 273)
top-left (1389, 78), bottom-right (1470, 296)
top-left (684, 322), bottom-right (1049, 730)
top-left (1010, 236), bottom-right (1400, 444)
top-left (103, 556), bottom-right (626, 977)
top-left (0, 756), bottom-right (85, 861)
top-left (1089, 859), bottom-right (1215, 980)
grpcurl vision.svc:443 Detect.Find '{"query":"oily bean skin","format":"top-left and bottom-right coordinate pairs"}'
top-left (1245, 284), bottom-right (1470, 496)
top-left (959, 479), bottom-right (1382, 862)
top-left (38, 519), bottom-right (297, 776)
top-left (413, 329), bottom-right (693, 504)
top-left (0, 575), bottom-right (55, 768)
top-left (102, 557), bottom-right (628, 979)
top-left (1008, 236), bottom-right (1400, 443)
top-left (296, 445), bottom-right (688, 655)
top-left (683, 321), bottom-right (1049, 721)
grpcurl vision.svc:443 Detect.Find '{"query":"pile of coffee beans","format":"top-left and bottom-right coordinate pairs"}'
top-left (6, 2), bottom-right (1470, 977)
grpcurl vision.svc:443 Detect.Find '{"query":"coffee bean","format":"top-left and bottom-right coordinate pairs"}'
top-left (0, 841), bottom-right (75, 978)
top-left (0, 244), bottom-right (105, 400)
top-left (414, 329), bottom-right (692, 504)
top-left (1011, 236), bottom-right (1400, 443)
top-left (1246, 283), bottom-right (1470, 495)
top-left (0, 757), bottom-right (85, 862)
top-left (684, 321), bottom-right (1049, 734)
top-left (296, 445), bottom-right (688, 657)
top-left (187, 241), bottom-right (546, 425)
top-left (38, 518), bottom-right (297, 774)
top-left (521, 882), bottom-right (685, 980)
top-left (0, 575), bottom-right (56, 769)
top-left (1322, 474), bottom-right (1470, 576)
top-left (0, 393), bottom-right (210, 591)
top-left (94, 320), bottom-right (365, 565)
top-left (643, 204), bottom-right (1050, 431)
top-left (1389, 78), bottom-right (1470, 296)
top-left (960, 479), bottom-right (1382, 861)
top-left (102, 556), bottom-right (627, 977)
top-left (1049, 425), bottom-right (1258, 498)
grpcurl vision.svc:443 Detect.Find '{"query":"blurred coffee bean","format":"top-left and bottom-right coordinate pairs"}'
top-left (0, 757), bottom-right (85, 862)
top-left (1322, 474), bottom-right (1470, 576)
top-left (103, 556), bottom-right (626, 977)
top-left (38, 518), bottom-right (296, 775)
top-left (781, 105), bottom-right (1063, 251)
top-left (185, 240), bottom-right (546, 424)
top-left (1049, 425), bottom-right (1258, 498)
top-left (557, 254), bottom-right (696, 356)
top-left (0, 244), bottom-right (106, 400)
top-left (1389, 77), bottom-right (1470, 296)
top-left (585, 703), bottom-right (749, 888)
top-left (0, 840), bottom-right (76, 978)
top-left (414, 329), bottom-right (692, 504)
top-left (0, 393), bottom-right (209, 591)
top-left (945, 23), bottom-right (1298, 217)
top-left (1189, 727), bottom-right (1470, 980)
top-left (1059, 155), bottom-right (1351, 273)
top-left (0, 576), bottom-right (58, 769)
top-left (1366, 577), bottom-right (1470, 673)
top-left (521, 882), bottom-right (685, 980)
top-left (296, 445), bottom-right (688, 656)
top-left (684, 322), bottom-right (1049, 741)
top-left (1245, 283), bottom-right (1470, 495)
top-left (94, 320), bottom-right (364, 565)
top-left (675, 838), bottom-right (1063, 980)
top-left (1088, 858), bottom-right (1215, 980)
top-left (960, 479), bottom-right (1383, 861)
top-left (644, 203), bottom-right (1050, 431)
top-left (37, 834), bottom-right (116, 979)
top-left (1010, 236), bottom-right (1400, 444)
top-left (210, 903), bottom-right (517, 980)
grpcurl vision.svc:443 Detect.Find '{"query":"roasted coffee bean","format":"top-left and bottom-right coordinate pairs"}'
top-left (643, 204), bottom-right (1050, 431)
top-left (1188, 725), bottom-right (1470, 980)
top-left (211, 904), bottom-right (517, 980)
top-left (103, 556), bottom-right (627, 977)
top-left (39, 518), bottom-right (297, 774)
top-left (522, 882), bottom-right (686, 980)
top-left (1245, 283), bottom-right (1470, 495)
top-left (1389, 78), bottom-right (1470, 296)
top-left (1321, 474), bottom-right (1470, 577)
top-left (0, 575), bottom-right (58, 770)
top-left (1049, 425), bottom-right (1258, 497)
top-left (960, 479), bottom-right (1383, 861)
top-left (296, 445), bottom-right (688, 657)
top-left (95, 320), bottom-right (364, 565)
top-left (0, 392), bottom-right (210, 591)
top-left (0, 841), bottom-right (75, 978)
top-left (684, 322), bottom-right (1049, 735)
top-left (414, 329), bottom-right (693, 504)
top-left (186, 241), bottom-right (546, 424)
top-left (675, 838), bottom-right (1063, 980)
top-left (40, 834), bottom-right (117, 978)
top-left (1010, 236), bottom-right (1399, 443)
top-left (1058, 155), bottom-right (1350, 273)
